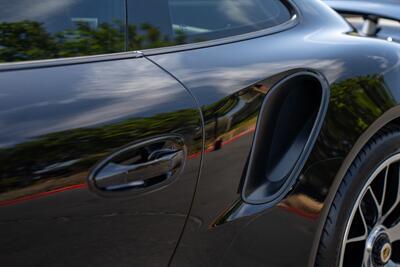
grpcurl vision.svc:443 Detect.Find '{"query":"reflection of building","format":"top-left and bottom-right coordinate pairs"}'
top-left (61, 18), bottom-right (100, 41)
top-left (33, 159), bottom-right (81, 180)
top-left (71, 17), bottom-right (99, 29)
top-left (0, 109), bottom-right (201, 199)
top-left (203, 86), bottom-right (264, 150)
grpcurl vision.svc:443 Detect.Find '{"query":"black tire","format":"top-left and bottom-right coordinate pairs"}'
top-left (315, 125), bottom-right (400, 267)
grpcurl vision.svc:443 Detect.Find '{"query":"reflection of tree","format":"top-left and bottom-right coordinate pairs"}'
top-left (0, 20), bottom-right (189, 62)
top-left (0, 21), bottom-right (59, 62)
top-left (201, 87), bottom-right (263, 149)
top-left (56, 21), bottom-right (125, 57)
top-left (304, 75), bottom-right (396, 201)
top-left (0, 109), bottom-right (201, 194)
top-left (316, 75), bottom-right (395, 158)
top-left (128, 23), bottom-right (183, 50)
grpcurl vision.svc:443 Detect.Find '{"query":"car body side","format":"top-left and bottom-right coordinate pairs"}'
top-left (0, 0), bottom-right (400, 266)
top-left (149, 1), bottom-right (400, 265)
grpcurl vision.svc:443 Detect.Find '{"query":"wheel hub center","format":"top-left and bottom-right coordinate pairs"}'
top-left (380, 243), bottom-right (392, 263)
top-left (371, 232), bottom-right (392, 266)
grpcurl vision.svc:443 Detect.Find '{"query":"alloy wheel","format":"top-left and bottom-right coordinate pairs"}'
top-left (341, 154), bottom-right (400, 266)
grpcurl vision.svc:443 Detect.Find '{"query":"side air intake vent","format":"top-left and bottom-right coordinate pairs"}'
top-left (242, 72), bottom-right (329, 205)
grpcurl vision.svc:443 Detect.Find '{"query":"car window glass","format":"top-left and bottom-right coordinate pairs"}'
top-left (0, 0), bottom-right (126, 63)
top-left (127, 0), bottom-right (292, 50)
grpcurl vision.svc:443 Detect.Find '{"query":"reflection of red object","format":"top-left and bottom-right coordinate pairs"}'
top-left (188, 127), bottom-right (255, 160)
top-left (222, 127), bottom-right (255, 147)
top-left (279, 203), bottom-right (319, 220)
top-left (1, 127), bottom-right (256, 208)
top-left (0, 183), bottom-right (87, 207)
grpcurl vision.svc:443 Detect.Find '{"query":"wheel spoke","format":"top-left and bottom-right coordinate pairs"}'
top-left (362, 249), bottom-right (371, 267)
top-left (381, 167), bottom-right (389, 206)
top-left (347, 206), bottom-right (369, 244)
top-left (383, 164), bottom-right (400, 221)
top-left (385, 261), bottom-right (400, 267)
top-left (368, 186), bottom-right (382, 218)
top-left (387, 222), bottom-right (400, 242)
top-left (346, 235), bottom-right (367, 244)
top-left (359, 205), bottom-right (369, 236)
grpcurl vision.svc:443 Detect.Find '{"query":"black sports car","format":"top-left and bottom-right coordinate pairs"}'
top-left (325, 0), bottom-right (400, 42)
top-left (0, 0), bottom-right (400, 266)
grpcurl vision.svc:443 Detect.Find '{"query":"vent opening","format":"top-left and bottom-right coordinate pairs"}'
top-left (242, 73), bottom-right (328, 204)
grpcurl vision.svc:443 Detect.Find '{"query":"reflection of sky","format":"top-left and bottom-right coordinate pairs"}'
top-left (0, 0), bottom-right (79, 22)
top-left (151, 32), bottom-right (349, 105)
top-left (156, 59), bottom-right (344, 105)
top-left (218, 0), bottom-right (279, 26)
top-left (220, 0), bottom-right (258, 25)
top-left (169, 0), bottom-right (287, 33)
top-left (151, 22), bottom-right (400, 107)
top-left (0, 58), bottom-right (194, 148)
top-left (0, 0), bottom-right (124, 33)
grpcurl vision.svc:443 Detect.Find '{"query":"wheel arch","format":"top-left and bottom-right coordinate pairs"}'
top-left (310, 104), bottom-right (400, 266)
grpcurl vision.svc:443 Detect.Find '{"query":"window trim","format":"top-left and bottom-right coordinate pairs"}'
top-left (0, 51), bottom-right (143, 72)
top-left (0, 0), bottom-right (299, 71)
top-left (142, 14), bottom-right (299, 57)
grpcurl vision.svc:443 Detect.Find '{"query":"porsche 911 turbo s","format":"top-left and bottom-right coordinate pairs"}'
top-left (325, 0), bottom-right (400, 42)
top-left (0, 0), bottom-right (400, 266)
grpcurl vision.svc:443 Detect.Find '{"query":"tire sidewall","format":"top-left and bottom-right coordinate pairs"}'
top-left (317, 130), bottom-right (400, 267)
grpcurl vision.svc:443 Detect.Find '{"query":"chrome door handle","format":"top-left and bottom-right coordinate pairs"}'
top-left (95, 150), bottom-right (184, 191)
top-left (88, 136), bottom-right (186, 197)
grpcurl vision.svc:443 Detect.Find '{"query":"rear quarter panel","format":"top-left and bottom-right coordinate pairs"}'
top-left (149, 0), bottom-right (400, 265)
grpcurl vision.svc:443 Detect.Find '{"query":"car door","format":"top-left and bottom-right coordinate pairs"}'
top-left (0, 1), bottom-right (202, 266)
top-left (122, 0), bottom-right (346, 266)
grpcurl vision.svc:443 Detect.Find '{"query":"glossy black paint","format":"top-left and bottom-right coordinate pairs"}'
top-left (1, 0), bottom-right (400, 267)
top-left (150, 0), bottom-right (400, 265)
top-left (0, 58), bottom-right (203, 267)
